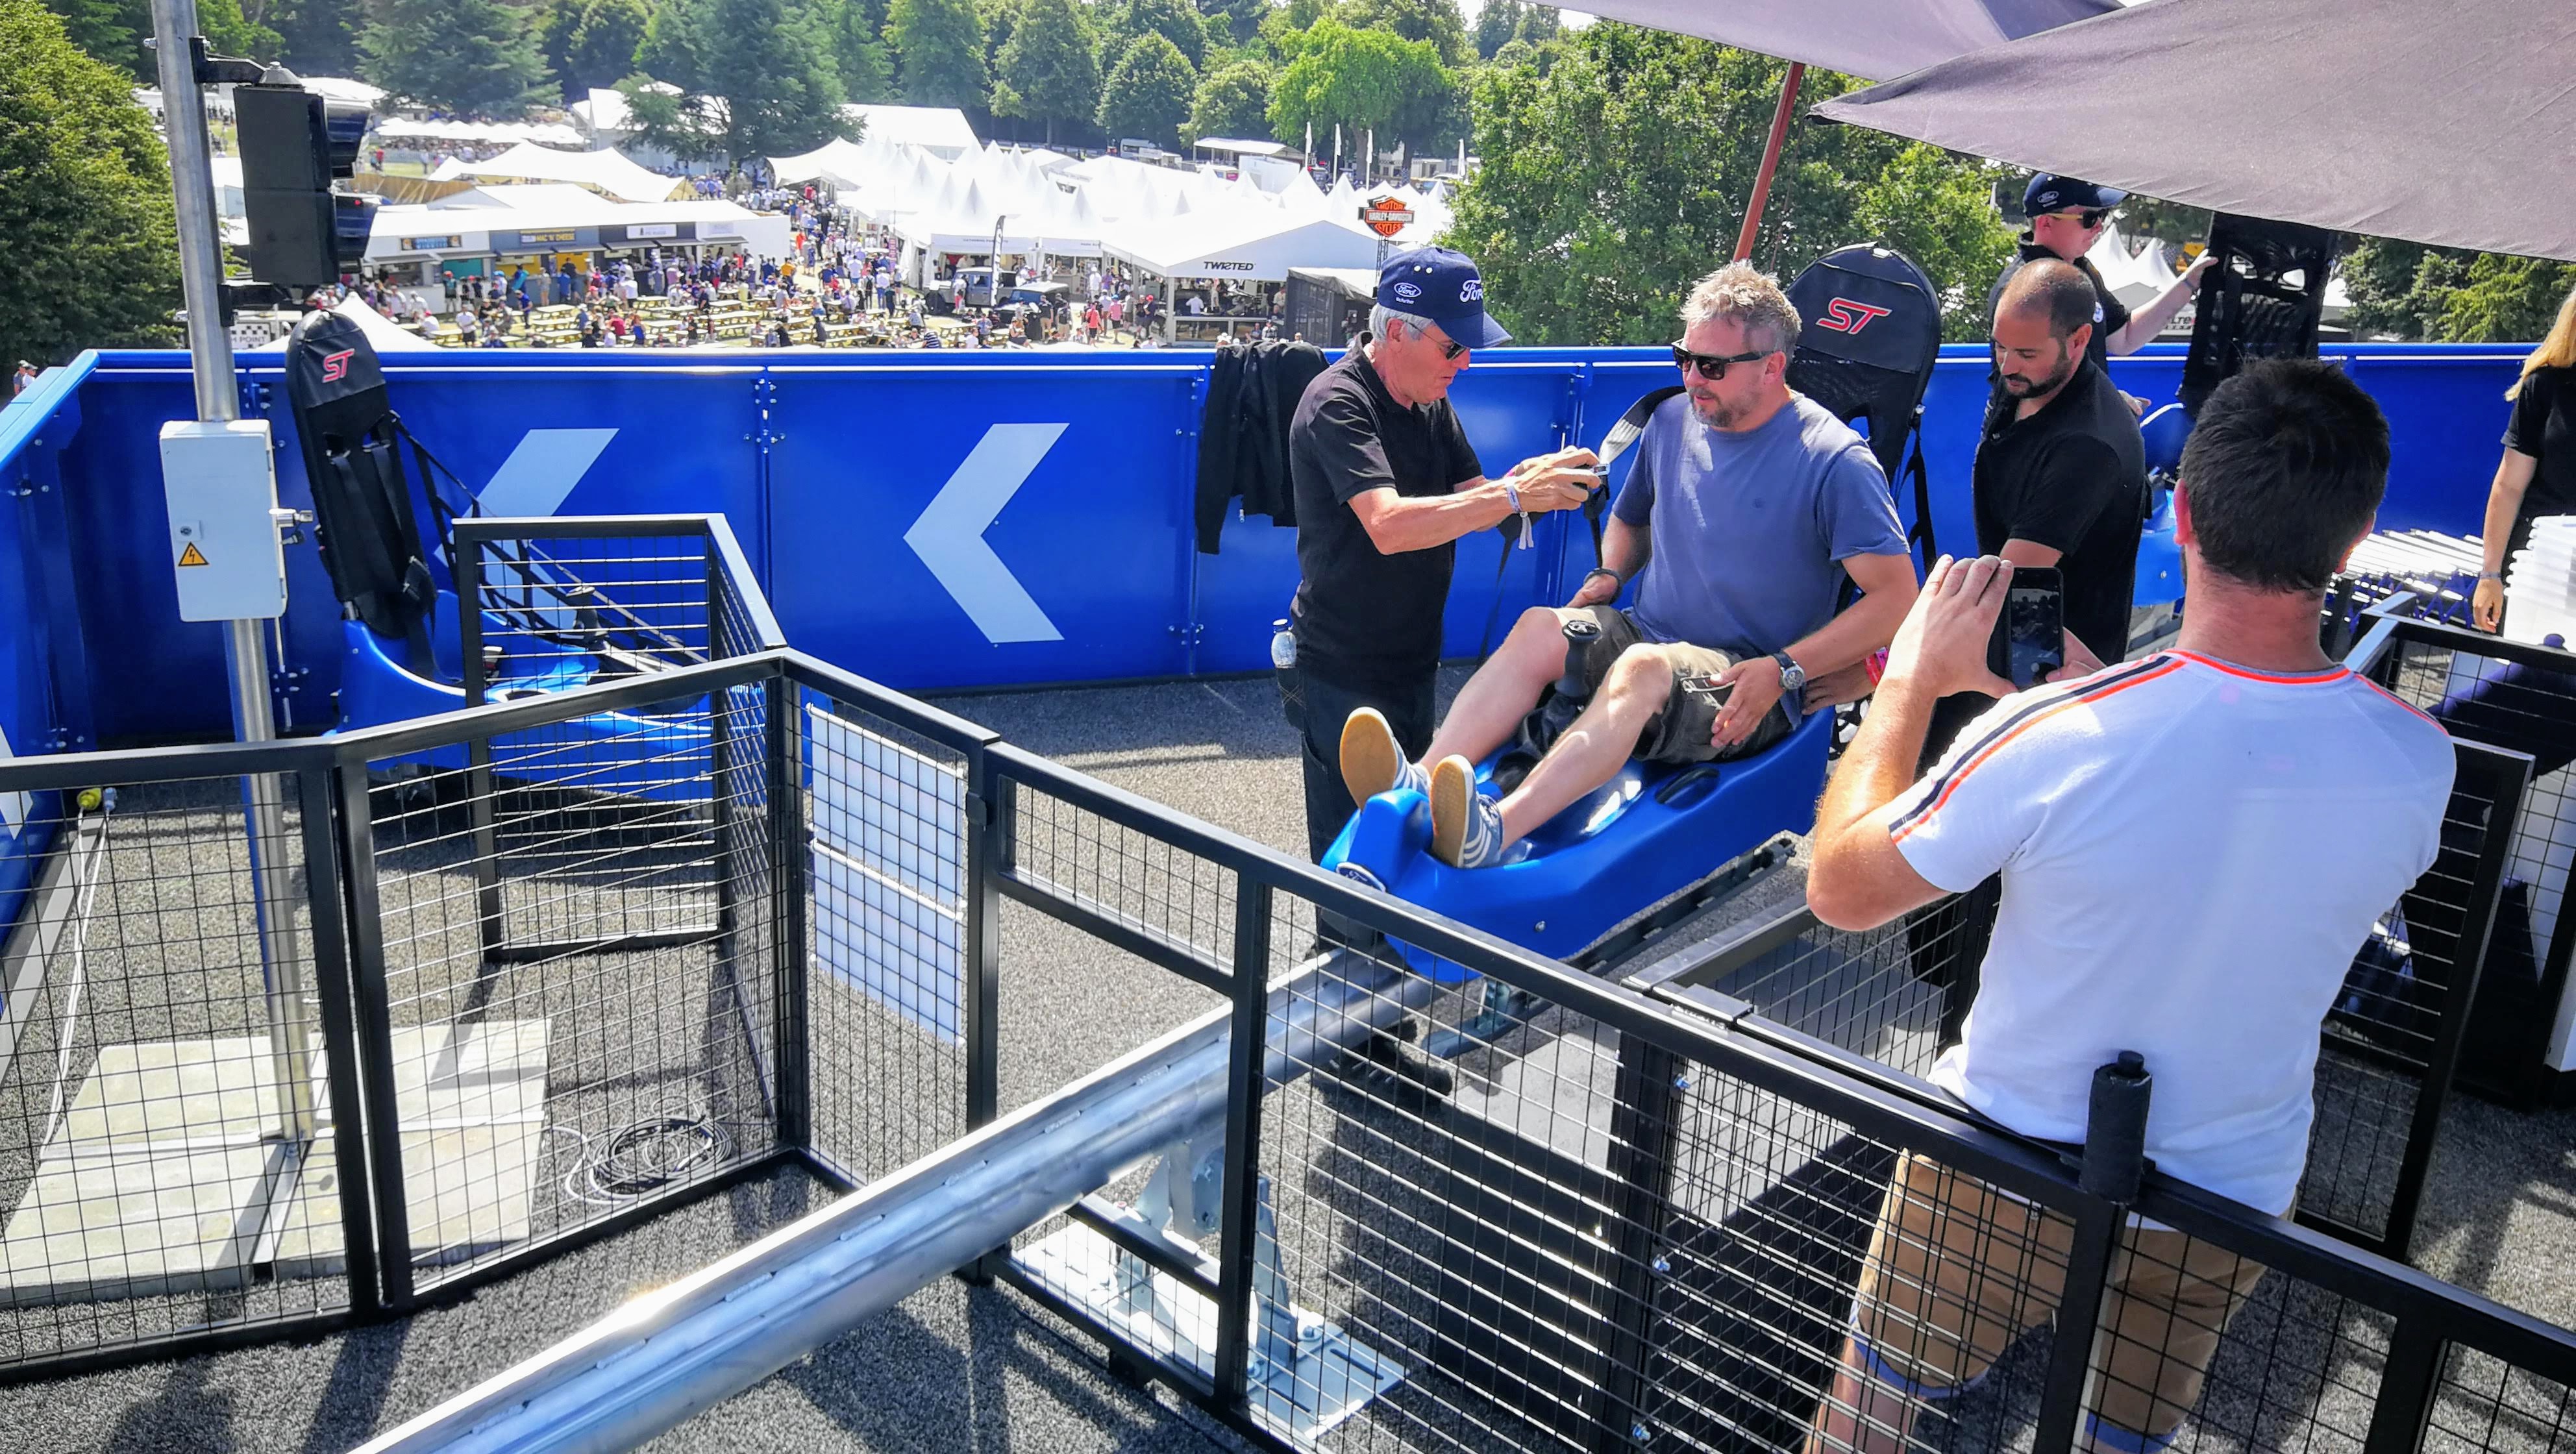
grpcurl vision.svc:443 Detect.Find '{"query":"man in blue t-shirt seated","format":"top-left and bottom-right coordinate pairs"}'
top-left (1336, 263), bottom-right (1922, 868)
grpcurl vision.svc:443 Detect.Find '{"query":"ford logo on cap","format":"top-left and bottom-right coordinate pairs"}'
top-left (1391, 280), bottom-right (1422, 302)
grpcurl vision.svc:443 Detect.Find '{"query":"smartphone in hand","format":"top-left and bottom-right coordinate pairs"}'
top-left (1987, 566), bottom-right (2065, 690)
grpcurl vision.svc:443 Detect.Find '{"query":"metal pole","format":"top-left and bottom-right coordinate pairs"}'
top-left (1731, 62), bottom-right (1804, 264)
top-left (354, 948), bottom-right (1438, 1454)
top-left (151, 0), bottom-right (314, 1144)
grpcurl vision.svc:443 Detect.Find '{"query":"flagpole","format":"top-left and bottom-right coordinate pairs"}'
top-left (1733, 62), bottom-right (1805, 262)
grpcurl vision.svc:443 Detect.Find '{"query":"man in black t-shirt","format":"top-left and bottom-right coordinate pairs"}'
top-left (1989, 175), bottom-right (2214, 412)
top-left (1285, 246), bottom-right (1600, 862)
top-left (1980, 264), bottom-right (2149, 656)
top-left (1909, 260), bottom-right (2151, 1007)
top-left (1927, 259), bottom-right (2149, 764)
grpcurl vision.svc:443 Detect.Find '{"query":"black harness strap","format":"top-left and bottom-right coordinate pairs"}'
top-left (1475, 386), bottom-right (1686, 663)
top-left (1904, 411), bottom-right (1937, 561)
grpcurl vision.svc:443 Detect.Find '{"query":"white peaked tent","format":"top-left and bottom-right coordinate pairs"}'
top-left (838, 105), bottom-right (979, 158)
top-left (443, 143), bottom-right (684, 203)
top-left (1104, 210), bottom-right (1382, 284)
top-left (771, 138), bottom-right (874, 186)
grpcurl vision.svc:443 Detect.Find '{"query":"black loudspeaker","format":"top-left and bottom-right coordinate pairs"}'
top-left (2179, 213), bottom-right (2342, 414)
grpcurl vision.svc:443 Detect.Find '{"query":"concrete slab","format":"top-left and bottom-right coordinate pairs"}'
top-left (1, 1020), bottom-right (554, 1300)
top-left (51, 1036), bottom-right (290, 1152)
top-left (0, 1141), bottom-right (279, 1305)
top-left (270, 1122), bottom-right (547, 1275)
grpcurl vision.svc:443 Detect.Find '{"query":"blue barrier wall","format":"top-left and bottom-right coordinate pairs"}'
top-left (3, 340), bottom-right (2530, 747)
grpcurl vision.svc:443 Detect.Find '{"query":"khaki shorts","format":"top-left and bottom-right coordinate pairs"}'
top-left (1850, 1152), bottom-right (2268, 1446)
top-left (1565, 606), bottom-right (1792, 763)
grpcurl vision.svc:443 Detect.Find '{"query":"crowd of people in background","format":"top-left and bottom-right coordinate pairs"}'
top-left (337, 179), bottom-right (1224, 353)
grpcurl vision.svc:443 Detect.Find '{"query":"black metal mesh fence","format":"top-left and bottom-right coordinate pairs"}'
top-left (795, 684), bottom-right (973, 1189)
top-left (2429, 1347), bottom-right (2576, 1452)
top-left (353, 672), bottom-right (780, 1298)
top-left (0, 772), bottom-right (352, 1372)
top-left (2361, 620), bottom-right (2576, 1113)
top-left (462, 528), bottom-right (715, 698)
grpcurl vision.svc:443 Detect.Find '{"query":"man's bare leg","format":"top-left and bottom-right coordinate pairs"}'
top-left (1805, 1336), bottom-right (1920, 1454)
top-left (1418, 606), bottom-right (1591, 766)
top-left (1492, 647), bottom-right (1669, 844)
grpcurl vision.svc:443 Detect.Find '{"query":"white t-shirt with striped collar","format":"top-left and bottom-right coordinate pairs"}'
top-left (1890, 649), bottom-right (2455, 1214)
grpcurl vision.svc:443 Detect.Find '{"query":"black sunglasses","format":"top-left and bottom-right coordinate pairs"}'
top-left (1397, 318), bottom-right (1469, 360)
top-left (1670, 343), bottom-right (1768, 380)
top-left (2069, 207), bottom-right (2114, 228)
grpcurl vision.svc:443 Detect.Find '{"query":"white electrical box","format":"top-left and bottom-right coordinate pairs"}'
top-left (158, 419), bottom-right (288, 622)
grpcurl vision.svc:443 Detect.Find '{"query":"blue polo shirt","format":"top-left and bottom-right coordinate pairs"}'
top-left (1611, 392), bottom-right (1909, 660)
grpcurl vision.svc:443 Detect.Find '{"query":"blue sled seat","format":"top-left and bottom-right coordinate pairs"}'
top-left (334, 616), bottom-right (716, 803)
top-left (1322, 710), bottom-right (1835, 981)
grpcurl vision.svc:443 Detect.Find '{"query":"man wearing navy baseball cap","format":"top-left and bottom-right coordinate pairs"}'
top-left (1990, 173), bottom-right (2213, 391)
top-left (1279, 245), bottom-right (1602, 878)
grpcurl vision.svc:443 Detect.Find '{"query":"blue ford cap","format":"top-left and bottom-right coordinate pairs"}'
top-left (1378, 246), bottom-right (1511, 349)
top-left (2024, 174), bottom-right (2128, 216)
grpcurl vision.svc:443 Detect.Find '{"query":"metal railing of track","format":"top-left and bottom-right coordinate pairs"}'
top-left (3, 519), bottom-right (2575, 1454)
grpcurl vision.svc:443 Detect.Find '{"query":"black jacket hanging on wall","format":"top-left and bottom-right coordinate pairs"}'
top-left (1195, 339), bottom-right (1329, 552)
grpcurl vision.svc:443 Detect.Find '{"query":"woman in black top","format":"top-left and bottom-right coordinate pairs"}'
top-left (2475, 282), bottom-right (2576, 631)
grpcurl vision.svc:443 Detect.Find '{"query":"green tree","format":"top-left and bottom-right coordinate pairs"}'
top-left (1254, 0), bottom-right (1325, 56)
top-left (692, 0), bottom-right (847, 158)
top-left (884, 0), bottom-right (986, 108)
top-left (1446, 25), bottom-right (2015, 344)
top-left (360, 0), bottom-right (551, 116)
top-left (1471, 0), bottom-right (1519, 59)
top-left (563, 0), bottom-right (649, 95)
top-left (616, 72), bottom-right (724, 159)
top-left (635, 0), bottom-right (710, 90)
top-left (2341, 238), bottom-right (2575, 343)
top-left (820, 0), bottom-right (892, 103)
top-left (1109, 0), bottom-right (1203, 69)
top-left (2433, 254), bottom-right (2576, 343)
top-left (975, 0), bottom-right (1014, 72)
top-left (1096, 31), bottom-right (1193, 147)
top-left (532, 0), bottom-right (583, 97)
top-left (1204, 0), bottom-right (1266, 44)
top-left (989, 0), bottom-right (1096, 143)
top-left (264, 0), bottom-right (361, 75)
top-left (1187, 56), bottom-right (1270, 141)
top-left (1513, 2), bottom-right (1557, 44)
top-left (1, 0), bottom-right (182, 364)
top-left (43, 0), bottom-right (276, 80)
top-left (1267, 18), bottom-right (1446, 146)
top-left (1333, 0), bottom-right (1467, 67)
top-left (41, 0), bottom-right (141, 71)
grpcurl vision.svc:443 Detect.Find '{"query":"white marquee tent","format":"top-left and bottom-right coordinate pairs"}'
top-left (839, 105), bottom-right (980, 158)
top-left (375, 117), bottom-right (586, 147)
top-left (432, 143), bottom-right (685, 203)
top-left (1103, 210), bottom-right (1382, 284)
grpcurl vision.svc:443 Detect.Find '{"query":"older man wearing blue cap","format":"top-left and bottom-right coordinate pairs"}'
top-left (1281, 245), bottom-right (1602, 871)
top-left (1990, 175), bottom-right (2215, 392)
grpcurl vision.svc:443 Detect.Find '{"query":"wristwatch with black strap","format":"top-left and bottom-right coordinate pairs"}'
top-left (1772, 650), bottom-right (1805, 724)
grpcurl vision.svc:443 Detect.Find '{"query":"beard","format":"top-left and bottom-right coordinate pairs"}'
top-left (1692, 388), bottom-right (1750, 429)
top-left (2000, 348), bottom-right (2077, 398)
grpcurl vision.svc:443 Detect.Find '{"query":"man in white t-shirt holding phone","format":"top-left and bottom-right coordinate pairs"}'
top-left (1800, 360), bottom-right (2455, 1454)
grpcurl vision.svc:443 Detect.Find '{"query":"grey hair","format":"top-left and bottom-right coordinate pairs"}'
top-left (1679, 262), bottom-right (1800, 359)
top-left (1370, 302), bottom-right (1437, 341)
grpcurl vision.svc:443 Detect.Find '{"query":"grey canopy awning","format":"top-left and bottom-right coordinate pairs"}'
top-left (1814, 0), bottom-right (2576, 261)
top-left (1569, 0), bottom-right (2114, 82)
